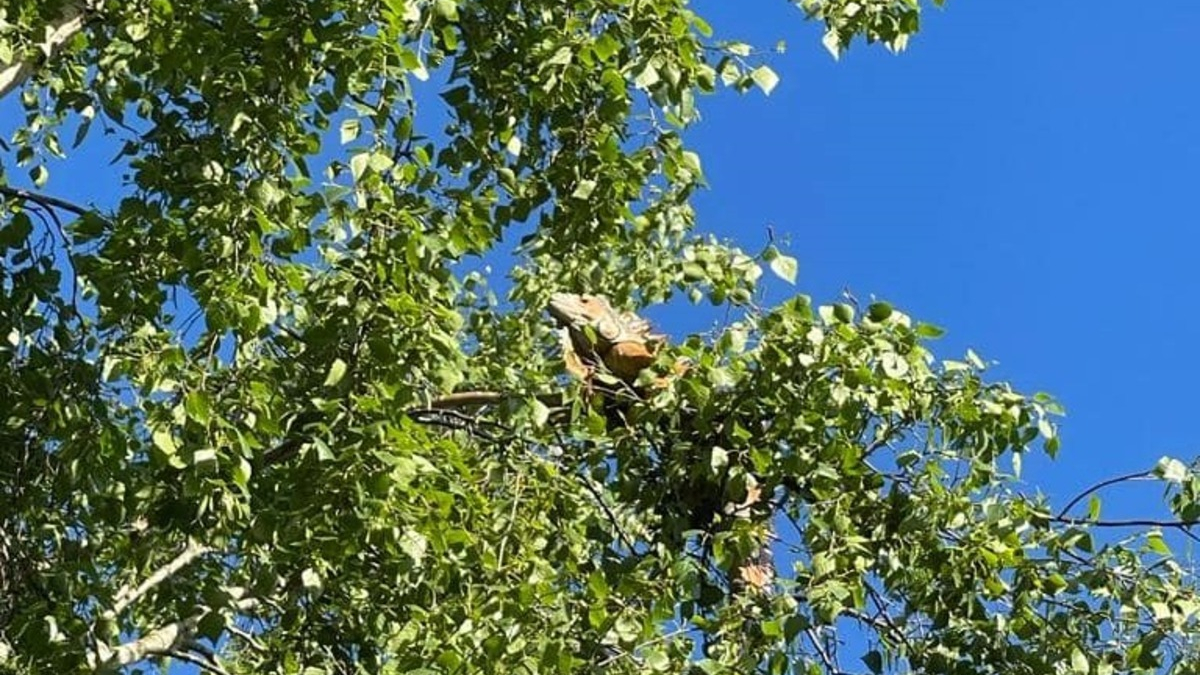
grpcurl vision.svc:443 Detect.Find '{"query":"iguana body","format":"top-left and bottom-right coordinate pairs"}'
top-left (547, 292), bottom-right (665, 384)
top-left (420, 294), bottom-right (774, 595)
top-left (547, 292), bottom-right (774, 595)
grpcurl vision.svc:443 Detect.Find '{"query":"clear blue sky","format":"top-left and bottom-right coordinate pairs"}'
top-left (673, 0), bottom-right (1200, 519)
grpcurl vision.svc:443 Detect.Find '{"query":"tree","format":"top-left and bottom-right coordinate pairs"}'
top-left (1, 0), bottom-right (1198, 673)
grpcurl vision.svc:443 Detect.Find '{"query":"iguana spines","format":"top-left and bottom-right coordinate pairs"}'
top-left (548, 292), bottom-right (665, 382)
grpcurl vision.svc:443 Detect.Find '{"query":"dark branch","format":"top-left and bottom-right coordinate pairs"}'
top-left (162, 647), bottom-right (231, 675)
top-left (1056, 470), bottom-right (1154, 519)
top-left (0, 185), bottom-right (95, 218)
top-left (407, 407), bottom-right (510, 442)
top-left (1050, 516), bottom-right (1200, 544)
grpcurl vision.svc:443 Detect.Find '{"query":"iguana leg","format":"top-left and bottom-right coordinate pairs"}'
top-left (734, 544), bottom-right (776, 595)
top-left (559, 327), bottom-right (593, 382)
top-left (726, 481), bottom-right (776, 596)
top-left (606, 341), bottom-right (657, 381)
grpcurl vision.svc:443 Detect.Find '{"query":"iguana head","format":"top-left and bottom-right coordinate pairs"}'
top-left (548, 293), bottom-right (661, 347)
top-left (548, 292), bottom-right (664, 382)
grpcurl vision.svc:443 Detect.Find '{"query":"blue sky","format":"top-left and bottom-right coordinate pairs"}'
top-left (675, 0), bottom-right (1200, 520)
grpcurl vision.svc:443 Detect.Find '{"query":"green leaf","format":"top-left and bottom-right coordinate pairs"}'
top-left (340, 118), bottom-right (361, 145)
top-left (192, 448), bottom-right (218, 471)
top-left (233, 457), bottom-right (253, 490)
top-left (644, 649), bottom-right (670, 672)
top-left (350, 152), bottom-right (370, 180)
top-left (401, 530), bottom-right (428, 565)
top-left (710, 446), bottom-right (729, 473)
top-left (505, 135), bottom-right (522, 157)
top-left (862, 650), bottom-right (883, 675)
top-left (587, 571), bottom-right (608, 600)
top-left (750, 66), bottom-right (779, 95)
top-left (725, 42), bottom-right (752, 57)
top-left (769, 254), bottom-right (798, 284)
top-left (571, 179), bottom-right (597, 200)
top-left (301, 568), bottom-right (323, 592)
top-left (434, 0), bottom-right (459, 20)
top-left (1146, 532), bottom-right (1171, 555)
top-left (614, 615), bottom-right (641, 643)
top-left (0, 212), bottom-right (32, 249)
top-left (152, 428), bottom-right (178, 457)
top-left (867, 302), bottom-right (893, 322)
top-left (634, 63), bottom-right (660, 89)
top-left (966, 348), bottom-right (986, 369)
top-left (915, 322), bottom-right (946, 338)
top-left (529, 397), bottom-right (551, 427)
top-left (184, 391), bottom-right (211, 424)
top-left (125, 21), bottom-right (150, 42)
top-left (833, 303), bottom-right (854, 323)
top-left (1155, 456), bottom-right (1188, 484)
top-left (682, 262), bottom-right (706, 280)
top-left (324, 358), bottom-right (348, 387)
top-left (1069, 647), bottom-right (1088, 674)
top-left (822, 30), bottom-right (842, 59)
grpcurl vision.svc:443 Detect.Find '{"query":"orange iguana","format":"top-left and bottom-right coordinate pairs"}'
top-left (423, 293), bottom-right (667, 412)
top-left (547, 292), bottom-right (668, 386)
top-left (546, 292), bottom-right (774, 595)
top-left (418, 293), bottom-right (773, 594)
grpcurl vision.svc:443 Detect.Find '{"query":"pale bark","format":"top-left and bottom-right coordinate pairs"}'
top-left (0, 0), bottom-right (97, 101)
top-left (96, 592), bottom-right (258, 670)
top-left (111, 540), bottom-right (212, 616)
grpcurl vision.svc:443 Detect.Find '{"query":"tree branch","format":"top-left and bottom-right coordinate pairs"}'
top-left (165, 647), bottom-right (232, 675)
top-left (1056, 470), bottom-right (1155, 519)
top-left (425, 390), bottom-right (566, 409)
top-left (112, 539), bottom-right (212, 615)
top-left (96, 592), bottom-right (258, 670)
top-left (0, 185), bottom-right (95, 218)
top-left (1050, 516), bottom-right (1200, 544)
top-left (0, 1), bottom-right (99, 101)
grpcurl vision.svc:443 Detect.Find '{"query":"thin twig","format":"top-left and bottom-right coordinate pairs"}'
top-left (225, 624), bottom-right (267, 652)
top-left (1056, 470), bottom-right (1154, 519)
top-left (1050, 516), bottom-right (1200, 544)
top-left (549, 426), bottom-right (638, 553)
top-left (164, 647), bottom-right (231, 675)
top-left (0, 185), bottom-right (94, 218)
top-left (805, 627), bottom-right (844, 675)
top-left (864, 584), bottom-right (912, 650)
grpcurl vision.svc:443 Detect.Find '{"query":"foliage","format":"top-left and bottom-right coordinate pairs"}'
top-left (1, 1), bottom-right (1199, 674)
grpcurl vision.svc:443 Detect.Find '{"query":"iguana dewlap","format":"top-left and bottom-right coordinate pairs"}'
top-left (547, 292), bottom-right (665, 383)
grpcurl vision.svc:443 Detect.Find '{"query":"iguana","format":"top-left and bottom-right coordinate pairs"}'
top-left (547, 292), bottom-right (668, 386)
top-left (547, 292), bottom-right (774, 595)
top-left (413, 294), bottom-right (774, 594)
